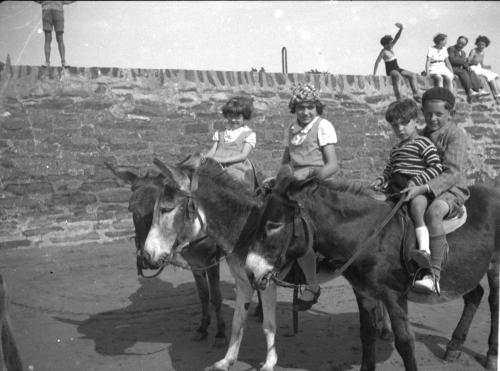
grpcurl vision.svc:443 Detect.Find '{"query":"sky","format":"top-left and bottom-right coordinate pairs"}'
top-left (1, 1), bottom-right (500, 75)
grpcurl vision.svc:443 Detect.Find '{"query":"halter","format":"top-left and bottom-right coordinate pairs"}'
top-left (263, 190), bottom-right (406, 289)
top-left (138, 169), bottom-right (227, 278)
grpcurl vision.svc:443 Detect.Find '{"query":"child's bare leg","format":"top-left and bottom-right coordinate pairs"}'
top-left (410, 195), bottom-right (430, 254)
top-left (390, 71), bottom-right (402, 100)
top-left (431, 74), bottom-right (443, 88)
top-left (401, 70), bottom-right (420, 98)
top-left (489, 78), bottom-right (500, 96)
top-left (295, 247), bottom-right (320, 310)
top-left (443, 75), bottom-right (454, 92)
top-left (44, 31), bottom-right (52, 66)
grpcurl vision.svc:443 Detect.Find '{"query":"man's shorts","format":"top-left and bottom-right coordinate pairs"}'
top-left (435, 191), bottom-right (464, 219)
top-left (42, 9), bottom-right (64, 32)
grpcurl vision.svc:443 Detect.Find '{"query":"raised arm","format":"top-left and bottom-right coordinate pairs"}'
top-left (392, 23), bottom-right (403, 46)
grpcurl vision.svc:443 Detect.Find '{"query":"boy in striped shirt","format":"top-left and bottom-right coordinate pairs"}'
top-left (372, 99), bottom-right (442, 257)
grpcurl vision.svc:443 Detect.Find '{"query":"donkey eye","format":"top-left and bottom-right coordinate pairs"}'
top-left (265, 221), bottom-right (284, 233)
top-left (160, 205), bottom-right (175, 214)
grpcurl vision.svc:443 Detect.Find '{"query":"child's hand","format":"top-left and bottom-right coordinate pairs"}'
top-left (395, 22), bottom-right (403, 29)
top-left (370, 177), bottom-right (385, 190)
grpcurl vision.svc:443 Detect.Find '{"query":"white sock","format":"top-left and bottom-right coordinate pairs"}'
top-left (415, 226), bottom-right (430, 254)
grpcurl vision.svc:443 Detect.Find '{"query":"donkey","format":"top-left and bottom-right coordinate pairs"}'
top-left (245, 165), bottom-right (499, 371)
top-left (105, 162), bottom-right (227, 346)
top-left (143, 155), bottom-right (279, 371)
top-left (0, 274), bottom-right (23, 371)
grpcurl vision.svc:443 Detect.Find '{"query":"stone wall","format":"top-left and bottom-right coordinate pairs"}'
top-left (1, 61), bottom-right (499, 249)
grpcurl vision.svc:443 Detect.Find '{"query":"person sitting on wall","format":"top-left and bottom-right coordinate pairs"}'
top-left (373, 22), bottom-right (421, 102)
top-left (468, 35), bottom-right (500, 102)
top-left (447, 36), bottom-right (489, 103)
top-left (424, 33), bottom-right (455, 92)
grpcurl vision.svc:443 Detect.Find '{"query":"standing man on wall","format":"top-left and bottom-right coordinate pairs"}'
top-left (35, 1), bottom-right (75, 68)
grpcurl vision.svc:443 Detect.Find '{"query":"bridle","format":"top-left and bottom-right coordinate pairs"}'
top-left (138, 162), bottom-right (229, 278)
top-left (261, 189), bottom-right (405, 289)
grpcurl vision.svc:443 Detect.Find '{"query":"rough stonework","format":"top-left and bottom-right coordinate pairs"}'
top-left (1, 62), bottom-right (499, 248)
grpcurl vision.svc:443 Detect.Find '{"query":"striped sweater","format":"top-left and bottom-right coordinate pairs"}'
top-left (382, 135), bottom-right (443, 186)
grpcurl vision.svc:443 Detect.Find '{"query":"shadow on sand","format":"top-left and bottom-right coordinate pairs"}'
top-left (54, 277), bottom-right (414, 370)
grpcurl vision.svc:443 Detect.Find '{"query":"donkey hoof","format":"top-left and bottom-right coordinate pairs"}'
top-left (213, 334), bottom-right (228, 348)
top-left (485, 354), bottom-right (497, 370)
top-left (444, 348), bottom-right (461, 362)
top-left (192, 329), bottom-right (208, 341)
top-left (206, 359), bottom-right (233, 371)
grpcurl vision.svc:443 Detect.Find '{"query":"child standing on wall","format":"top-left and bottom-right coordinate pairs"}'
top-left (373, 22), bottom-right (421, 102)
top-left (371, 99), bottom-right (442, 260)
top-left (206, 96), bottom-right (257, 191)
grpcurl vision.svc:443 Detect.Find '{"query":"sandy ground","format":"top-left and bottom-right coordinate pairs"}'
top-left (0, 241), bottom-right (494, 371)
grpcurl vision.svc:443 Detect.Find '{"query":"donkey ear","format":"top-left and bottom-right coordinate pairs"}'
top-left (153, 158), bottom-right (190, 191)
top-left (104, 161), bottom-right (138, 186)
top-left (177, 152), bottom-right (202, 171)
top-left (274, 165), bottom-right (295, 194)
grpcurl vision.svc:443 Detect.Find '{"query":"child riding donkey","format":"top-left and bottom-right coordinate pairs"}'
top-left (401, 87), bottom-right (470, 294)
top-left (371, 98), bottom-right (443, 263)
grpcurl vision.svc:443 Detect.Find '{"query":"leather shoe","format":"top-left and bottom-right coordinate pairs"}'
top-left (410, 250), bottom-right (432, 269)
top-left (293, 287), bottom-right (320, 311)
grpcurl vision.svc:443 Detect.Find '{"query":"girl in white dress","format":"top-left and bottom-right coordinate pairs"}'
top-left (425, 33), bottom-right (454, 91)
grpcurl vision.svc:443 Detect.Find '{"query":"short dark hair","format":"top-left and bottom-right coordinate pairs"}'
top-left (385, 99), bottom-right (418, 124)
top-left (222, 96), bottom-right (254, 120)
top-left (433, 33), bottom-right (447, 45)
top-left (457, 35), bottom-right (468, 44)
top-left (380, 35), bottom-right (393, 46)
top-left (475, 35), bottom-right (490, 47)
top-left (289, 100), bottom-right (325, 115)
top-left (422, 87), bottom-right (455, 111)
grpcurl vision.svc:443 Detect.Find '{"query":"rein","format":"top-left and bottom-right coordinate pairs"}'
top-left (270, 195), bottom-right (406, 288)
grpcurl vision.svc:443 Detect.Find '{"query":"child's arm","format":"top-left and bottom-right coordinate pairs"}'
top-left (312, 144), bottom-right (339, 180)
top-left (212, 143), bottom-right (253, 165)
top-left (411, 141), bottom-right (443, 186)
top-left (373, 50), bottom-right (383, 75)
top-left (425, 56), bottom-right (431, 76)
top-left (468, 49), bottom-right (480, 65)
top-left (392, 23), bottom-right (403, 46)
top-left (205, 142), bottom-right (218, 158)
top-left (445, 57), bottom-right (453, 73)
top-left (427, 129), bottom-right (468, 197)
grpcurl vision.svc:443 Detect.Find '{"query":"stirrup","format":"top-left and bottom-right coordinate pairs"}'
top-left (293, 287), bottom-right (320, 312)
top-left (411, 269), bottom-right (440, 296)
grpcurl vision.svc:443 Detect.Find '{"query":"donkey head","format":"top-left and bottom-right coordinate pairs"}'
top-left (245, 165), bottom-right (313, 289)
top-left (142, 154), bottom-right (207, 268)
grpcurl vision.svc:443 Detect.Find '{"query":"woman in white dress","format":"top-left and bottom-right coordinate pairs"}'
top-left (425, 33), bottom-right (454, 91)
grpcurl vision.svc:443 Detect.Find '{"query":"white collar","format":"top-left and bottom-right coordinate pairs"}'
top-left (291, 116), bottom-right (320, 135)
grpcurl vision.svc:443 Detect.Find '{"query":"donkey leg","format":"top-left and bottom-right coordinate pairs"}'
top-left (191, 270), bottom-right (211, 341)
top-left (486, 263), bottom-right (499, 370)
top-left (444, 284), bottom-right (484, 362)
top-left (374, 300), bottom-right (392, 341)
top-left (209, 259), bottom-right (254, 371)
top-left (383, 292), bottom-right (417, 371)
top-left (259, 284), bottom-right (278, 371)
top-left (207, 264), bottom-right (227, 348)
top-left (353, 290), bottom-right (378, 371)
